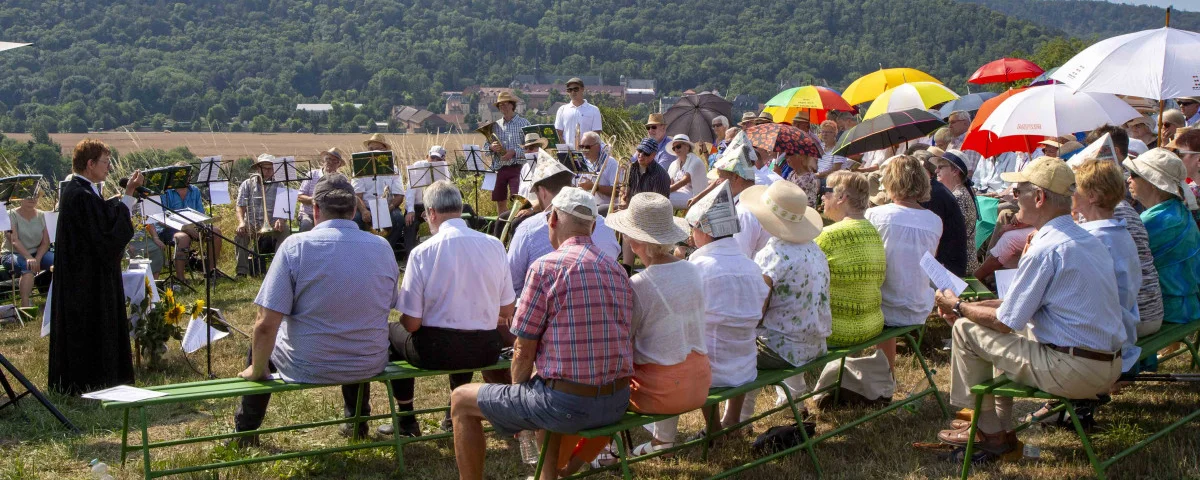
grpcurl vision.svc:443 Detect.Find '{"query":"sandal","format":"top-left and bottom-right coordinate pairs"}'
top-left (630, 441), bottom-right (675, 458)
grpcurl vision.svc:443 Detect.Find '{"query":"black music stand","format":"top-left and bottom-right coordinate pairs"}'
top-left (352, 151), bottom-right (399, 231)
top-left (264, 156), bottom-right (310, 230)
top-left (189, 156), bottom-right (234, 282)
top-left (135, 169), bottom-right (251, 378)
top-left (457, 145), bottom-right (494, 215)
top-left (0, 352), bottom-right (78, 432)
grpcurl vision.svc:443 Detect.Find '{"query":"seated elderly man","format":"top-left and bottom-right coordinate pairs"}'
top-left (379, 180), bottom-right (515, 437)
top-left (508, 152), bottom-right (620, 297)
top-left (233, 174), bottom-right (398, 444)
top-left (235, 154), bottom-right (290, 277)
top-left (450, 187), bottom-right (634, 480)
top-left (931, 157), bottom-right (1126, 456)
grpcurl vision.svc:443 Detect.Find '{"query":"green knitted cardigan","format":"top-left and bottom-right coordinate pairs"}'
top-left (814, 218), bottom-right (887, 346)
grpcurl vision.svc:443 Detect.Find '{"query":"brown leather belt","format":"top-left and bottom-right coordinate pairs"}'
top-left (1043, 343), bottom-right (1119, 362)
top-left (544, 377), bottom-right (631, 397)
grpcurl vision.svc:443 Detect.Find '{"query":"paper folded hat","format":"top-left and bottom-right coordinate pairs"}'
top-left (530, 149), bottom-right (572, 187)
top-left (708, 131), bottom-right (757, 181)
top-left (685, 182), bottom-right (741, 238)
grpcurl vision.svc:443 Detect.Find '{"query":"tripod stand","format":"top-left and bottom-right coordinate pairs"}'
top-left (191, 156), bottom-right (234, 282)
top-left (0, 352), bottom-right (78, 432)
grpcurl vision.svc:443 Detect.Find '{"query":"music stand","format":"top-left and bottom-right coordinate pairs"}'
top-left (135, 169), bottom-right (251, 378)
top-left (0, 175), bottom-right (42, 323)
top-left (352, 151), bottom-right (399, 231)
top-left (265, 156), bottom-right (311, 231)
top-left (0, 352), bottom-right (77, 432)
top-left (407, 161), bottom-right (452, 190)
top-left (457, 145), bottom-right (494, 215)
top-left (189, 156), bottom-right (234, 282)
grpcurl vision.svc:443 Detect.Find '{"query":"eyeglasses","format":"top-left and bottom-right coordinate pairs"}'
top-left (1128, 171), bottom-right (1142, 181)
top-left (1178, 150), bottom-right (1200, 156)
top-left (819, 186), bottom-right (835, 195)
top-left (646, 125), bottom-right (660, 130)
top-left (524, 146), bottom-right (539, 151)
top-left (579, 144), bottom-right (596, 150)
top-left (566, 87), bottom-right (581, 93)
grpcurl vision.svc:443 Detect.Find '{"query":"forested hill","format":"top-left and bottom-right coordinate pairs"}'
top-left (0, 0), bottom-right (1056, 134)
top-left (960, 0), bottom-right (1200, 40)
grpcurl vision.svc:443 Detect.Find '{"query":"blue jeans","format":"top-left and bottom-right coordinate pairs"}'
top-left (477, 376), bottom-right (630, 436)
top-left (3, 252), bottom-right (53, 275)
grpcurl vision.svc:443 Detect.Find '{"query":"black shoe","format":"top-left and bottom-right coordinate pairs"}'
top-left (340, 422), bottom-right (369, 439)
top-left (225, 433), bottom-right (260, 449)
top-left (377, 421), bottom-right (421, 437)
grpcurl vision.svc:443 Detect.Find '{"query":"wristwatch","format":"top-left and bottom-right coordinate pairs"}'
top-left (952, 300), bottom-right (964, 318)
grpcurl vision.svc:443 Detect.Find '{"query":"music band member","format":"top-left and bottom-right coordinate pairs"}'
top-left (160, 162), bottom-right (223, 281)
top-left (554, 77), bottom-right (603, 149)
top-left (489, 92), bottom-right (531, 214)
top-left (354, 136), bottom-right (406, 254)
top-left (574, 131), bottom-right (618, 215)
top-left (297, 147), bottom-right (347, 232)
top-left (235, 154), bottom-right (289, 277)
top-left (48, 139), bottom-right (144, 395)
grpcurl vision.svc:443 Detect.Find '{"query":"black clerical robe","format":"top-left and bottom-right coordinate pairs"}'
top-left (48, 176), bottom-right (135, 395)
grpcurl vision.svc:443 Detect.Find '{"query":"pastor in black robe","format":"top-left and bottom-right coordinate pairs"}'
top-left (48, 176), bottom-right (136, 395)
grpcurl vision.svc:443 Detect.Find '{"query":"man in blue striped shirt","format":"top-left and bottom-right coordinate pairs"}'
top-left (930, 157), bottom-right (1125, 457)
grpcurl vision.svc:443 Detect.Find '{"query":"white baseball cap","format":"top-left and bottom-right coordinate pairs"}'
top-left (551, 186), bottom-right (597, 221)
top-left (428, 146), bottom-right (447, 159)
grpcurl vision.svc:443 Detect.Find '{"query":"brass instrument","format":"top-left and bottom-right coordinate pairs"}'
top-left (589, 134), bottom-right (620, 196)
top-left (608, 151), bottom-right (633, 215)
top-left (255, 173), bottom-right (274, 235)
top-left (499, 194), bottom-right (532, 244)
top-left (476, 121), bottom-right (505, 167)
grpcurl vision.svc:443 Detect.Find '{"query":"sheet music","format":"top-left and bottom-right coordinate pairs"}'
top-left (181, 312), bottom-right (230, 354)
top-left (368, 197), bottom-right (391, 230)
top-left (994, 269), bottom-right (1017, 300)
top-left (148, 208), bottom-right (210, 231)
top-left (271, 156), bottom-right (306, 183)
top-left (482, 172), bottom-right (497, 191)
top-left (920, 251), bottom-right (968, 296)
top-left (209, 182), bottom-right (231, 205)
top-left (0, 202), bottom-right (10, 232)
top-left (196, 156), bottom-right (224, 182)
top-left (141, 200), bottom-right (164, 224)
top-left (407, 161), bottom-right (451, 189)
top-left (44, 211), bottom-right (57, 243)
top-left (82, 385), bottom-right (168, 402)
top-left (462, 144), bottom-right (490, 172)
top-left (273, 188), bottom-right (299, 220)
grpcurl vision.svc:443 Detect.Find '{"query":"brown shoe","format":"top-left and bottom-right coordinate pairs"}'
top-left (938, 427), bottom-right (1018, 455)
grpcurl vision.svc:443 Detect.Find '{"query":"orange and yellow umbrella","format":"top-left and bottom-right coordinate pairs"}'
top-left (762, 86), bottom-right (853, 125)
top-left (842, 68), bottom-right (942, 106)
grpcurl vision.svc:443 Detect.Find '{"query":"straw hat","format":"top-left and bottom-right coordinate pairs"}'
top-left (1038, 139), bottom-right (1063, 149)
top-left (363, 133), bottom-right (389, 149)
top-left (926, 146), bottom-right (946, 158)
top-left (757, 111), bottom-right (775, 124)
top-left (606, 192), bottom-right (689, 245)
top-left (1001, 156), bottom-right (1075, 196)
top-left (740, 181), bottom-right (824, 243)
top-left (868, 172), bottom-right (890, 206)
top-left (254, 153), bottom-right (276, 166)
top-left (646, 113), bottom-right (666, 126)
top-left (740, 111), bottom-right (758, 124)
top-left (792, 111), bottom-right (810, 123)
top-left (1123, 148), bottom-right (1197, 209)
top-left (1059, 140), bottom-right (1084, 156)
top-left (521, 132), bottom-right (549, 149)
top-left (319, 147), bottom-right (347, 163)
top-left (494, 91), bottom-right (519, 108)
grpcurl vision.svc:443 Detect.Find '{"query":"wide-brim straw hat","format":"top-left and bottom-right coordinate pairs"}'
top-left (319, 147), bottom-right (347, 162)
top-left (363, 133), bottom-right (389, 149)
top-left (646, 113), bottom-right (666, 126)
top-left (740, 181), bottom-right (823, 243)
top-left (606, 192), bottom-right (689, 245)
top-left (522, 133), bottom-right (549, 149)
top-left (254, 153), bottom-right (276, 166)
top-left (495, 91), bottom-right (519, 108)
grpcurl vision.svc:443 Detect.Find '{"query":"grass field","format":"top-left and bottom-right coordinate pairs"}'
top-left (1, 208), bottom-right (1199, 479)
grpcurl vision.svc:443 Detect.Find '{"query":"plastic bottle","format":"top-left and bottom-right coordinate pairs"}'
top-left (88, 459), bottom-right (108, 478)
top-left (517, 430), bottom-right (539, 465)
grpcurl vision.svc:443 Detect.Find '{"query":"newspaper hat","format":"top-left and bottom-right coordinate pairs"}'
top-left (363, 133), bottom-right (389, 149)
top-left (530, 149), bottom-right (571, 187)
top-left (708, 131), bottom-right (757, 181)
top-left (606, 192), bottom-right (689, 244)
top-left (1123, 148), bottom-right (1198, 210)
top-left (1069, 133), bottom-right (1116, 166)
top-left (685, 182), bottom-right (741, 238)
top-left (254, 153), bottom-right (276, 166)
top-left (741, 180), bottom-right (823, 244)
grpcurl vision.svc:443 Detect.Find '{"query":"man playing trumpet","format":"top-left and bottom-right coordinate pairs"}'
top-left (235, 154), bottom-right (290, 277)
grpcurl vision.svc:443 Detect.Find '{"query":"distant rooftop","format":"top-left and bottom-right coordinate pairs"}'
top-left (296, 103), bottom-right (363, 112)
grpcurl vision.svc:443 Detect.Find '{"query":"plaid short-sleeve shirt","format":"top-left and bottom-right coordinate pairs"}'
top-left (511, 236), bottom-right (635, 386)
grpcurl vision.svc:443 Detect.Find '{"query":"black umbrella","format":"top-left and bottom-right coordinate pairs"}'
top-left (664, 93), bottom-right (733, 144)
top-left (936, 92), bottom-right (999, 119)
top-left (832, 109), bottom-right (945, 157)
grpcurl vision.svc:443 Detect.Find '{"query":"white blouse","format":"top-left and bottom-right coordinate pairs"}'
top-left (690, 238), bottom-right (770, 387)
top-left (866, 203), bottom-right (943, 327)
top-left (630, 260), bottom-right (708, 366)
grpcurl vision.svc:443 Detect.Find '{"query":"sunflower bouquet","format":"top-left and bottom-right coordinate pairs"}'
top-left (131, 284), bottom-right (196, 369)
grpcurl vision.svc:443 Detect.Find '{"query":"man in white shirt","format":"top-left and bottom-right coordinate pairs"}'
top-left (401, 146), bottom-right (459, 256)
top-left (352, 166), bottom-right (405, 252)
top-left (381, 180), bottom-right (516, 437)
top-left (972, 151), bottom-right (1019, 195)
top-left (554, 77), bottom-right (603, 148)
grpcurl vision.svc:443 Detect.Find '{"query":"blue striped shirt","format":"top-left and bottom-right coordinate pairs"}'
top-left (255, 219), bottom-right (398, 383)
top-left (997, 215), bottom-right (1127, 352)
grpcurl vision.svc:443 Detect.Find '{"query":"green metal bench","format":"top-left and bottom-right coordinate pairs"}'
top-left (959, 319), bottom-right (1200, 480)
top-left (102, 360), bottom-right (510, 479)
top-left (534, 324), bottom-right (948, 480)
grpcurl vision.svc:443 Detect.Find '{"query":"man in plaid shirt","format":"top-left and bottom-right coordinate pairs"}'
top-left (449, 187), bottom-right (633, 480)
top-left (490, 91), bottom-right (532, 214)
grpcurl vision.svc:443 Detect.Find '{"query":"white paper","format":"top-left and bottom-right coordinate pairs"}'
top-left (148, 208), bottom-right (209, 231)
top-left (196, 156), bottom-right (224, 182)
top-left (44, 211), bottom-right (57, 243)
top-left (481, 172), bottom-right (497, 191)
top-left (181, 315), bottom-right (230, 354)
top-left (406, 161), bottom-right (451, 189)
top-left (40, 283), bottom-right (50, 337)
top-left (994, 269), bottom-right (1017, 300)
top-left (369, 197), bottom-right (391, 230)
top-left (0, 202), bottom-right (10, 232)
top-left (919, 251), bottom-right (968, 296)
top-left (209, 182), bottom-right (231, 205)
top-left (140, 199), bottom-right (163, 224)
top-left (1070, 133), bottom-right (1116, 167)
top-left (82, 385), bottom-right (168, 402)
top-left (273, 188), bottom-right (299, 220)
top-left (555, 143), bottom-right (571, 152)
top-left (272, 156), bottom-right (304, 182)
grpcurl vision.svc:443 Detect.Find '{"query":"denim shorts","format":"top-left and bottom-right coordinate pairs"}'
top-left (477, 376), bottom-right (630, 436)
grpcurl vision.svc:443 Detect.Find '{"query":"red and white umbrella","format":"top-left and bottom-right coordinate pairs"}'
top-left (977, 84), bottom-right (1140, 139)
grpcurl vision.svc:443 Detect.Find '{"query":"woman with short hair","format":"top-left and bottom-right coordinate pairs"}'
top-left (934, 150), bottom-right (980, 274)
top-left (2, 190), bottom-right (53, 307)
top-left (815, 171), bottom-right (886, 346)
top-left (666, 134), bottom-right (709, 210)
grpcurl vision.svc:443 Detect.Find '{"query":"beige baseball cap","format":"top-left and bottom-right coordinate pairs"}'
top-left (1000, 156), bottom-right (1075, 196)
top-left (551, 186), bottom-right (597, 221)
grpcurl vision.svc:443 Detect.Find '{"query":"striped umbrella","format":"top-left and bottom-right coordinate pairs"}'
top-left (762, 86), bottom-right (853, 125)
top-left (831, 109), bottom-right (945, 157)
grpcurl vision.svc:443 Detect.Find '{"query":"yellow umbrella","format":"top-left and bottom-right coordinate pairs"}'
top-left (842, 68), bottom-right (942, 106)
top-left (862, 82), bottom-right (959, 120)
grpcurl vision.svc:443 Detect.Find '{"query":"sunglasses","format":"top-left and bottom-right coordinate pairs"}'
top-left (1179, 101), bottom-right (1197, 106)
top-left (579, 144), bottom-right (596, 150)
top-left (566, 87), bottom-right (581, 93)
top-left (1178, 150), bottom-right (1200, 156)
top-left (646, 125), bottom-right (660, 130)
top-left (1128, 171), bottom-right (1142, 180)
top-left (672, 145), bottom-right (687, 151)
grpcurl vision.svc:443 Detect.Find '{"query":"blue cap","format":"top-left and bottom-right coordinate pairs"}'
top-left (637, 137), bottom-right (658, 155)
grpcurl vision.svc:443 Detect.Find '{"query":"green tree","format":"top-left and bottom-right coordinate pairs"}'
top-left (249, 114), bottom-right (273, 132)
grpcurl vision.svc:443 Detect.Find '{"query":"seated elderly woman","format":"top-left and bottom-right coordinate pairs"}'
top-left (666, 134), bottom-right (709, 210)
top-left (866, 155), bottom-right (943, 367)
top-left (815, 171), bottom-right (886, 346)
top-left (557, 192), bottom-right (710, 473)
top-left (3, 191), bottom-right (54, 307)
top-left (934, 150), bottom-right (980, 274)
top-left (784, 133), bottom-right (823, 207)
top-left (1124, 148), bottom-right (1200, 326)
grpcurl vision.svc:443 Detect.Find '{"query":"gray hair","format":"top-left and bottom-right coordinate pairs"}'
top-left (949, 110), bottom-right (972, 123)
top-left (933, 127), bottom-right (955, 144)
top-left (552, 206), bottom-right (594, 233)
top-left (423, 180), bottom-right (463, 214)
top-left (712, 115), bottom-right (729, 128)
top-left (581, 131), bottom-right (602, 145)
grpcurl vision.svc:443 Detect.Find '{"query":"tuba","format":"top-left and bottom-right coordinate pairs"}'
top-left (476, 121), bottom-right (506, 167)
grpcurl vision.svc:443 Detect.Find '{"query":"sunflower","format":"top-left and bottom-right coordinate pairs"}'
top-left (192, 300), bottom-right (206, 318)
top-left (164, 288), bottom-right (176, 306)
top-left (166, 304), bottom-right (186, 325)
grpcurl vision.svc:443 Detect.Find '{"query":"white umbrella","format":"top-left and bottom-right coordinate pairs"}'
top-left (978, 84), bottom-right (1140, 138)
top-left (0, 42), bottom-right (31, 53)
top-left (1050, 27), bottom-right (1200, 101)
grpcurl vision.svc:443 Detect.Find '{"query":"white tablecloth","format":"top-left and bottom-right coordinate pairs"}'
top-left (40, 262), bottom-right (159, 337)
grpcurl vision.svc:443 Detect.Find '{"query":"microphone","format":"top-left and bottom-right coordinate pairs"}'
top-left (117, 177), bottom-right (154, 198)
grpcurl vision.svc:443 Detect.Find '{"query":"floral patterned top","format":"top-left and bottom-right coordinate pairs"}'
top-left (786, 171), bottom-right (820, 208)
top-left (950, 184), bottom-right (980, 274)
top-left (754, 238), bottom-right (832, 366)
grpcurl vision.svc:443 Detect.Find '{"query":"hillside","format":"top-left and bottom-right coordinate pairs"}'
top-left (960, 0), bottom-right (1200, 39)
top-left (0, 0), bottom-right (1055, 136)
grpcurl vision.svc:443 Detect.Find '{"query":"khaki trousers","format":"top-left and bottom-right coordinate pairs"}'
top-left (949, 320), bottom-right (1121, 431)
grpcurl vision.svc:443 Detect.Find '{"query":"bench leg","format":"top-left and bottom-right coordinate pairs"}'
top-left (532, 431), bottom-right (552, 479)
top-left (701, 403), bottom-right (718, 461)
top-left (141, 406), bottom-right (152, 479)
top-left (907, 332), bottom-right (950, 419)
top-left (779, 382), bottom-right (822, 478)
top-left (120, 409), bottom-right (130, 465)
top-left (1185, 332), bottom-right (1200, 369)
top-left (383, 380), bottom-right (406, 473)
top-left (959, 393), bottom-right (985, 480)
top-left (832, 357), bottom-right (846, 405)
top-left (612, 430), bottom-right (633, 480)
top-left (1063, 401), bottom-right (1106, 480)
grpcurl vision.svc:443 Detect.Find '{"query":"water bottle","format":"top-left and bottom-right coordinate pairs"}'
top-left (517, 430), bottom-right (539, 465)
top-left (88, 459), bottom-right (108, 478)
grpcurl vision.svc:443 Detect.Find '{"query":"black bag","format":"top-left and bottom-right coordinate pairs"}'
top-left (751, 421), bottom-right (817, 455)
